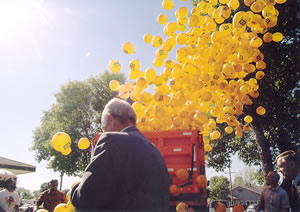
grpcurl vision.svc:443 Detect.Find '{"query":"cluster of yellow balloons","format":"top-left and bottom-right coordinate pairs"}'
top-left (51, 132), bottom-right (90, 156)
top-left (108, 0), bottom-right (286, 145)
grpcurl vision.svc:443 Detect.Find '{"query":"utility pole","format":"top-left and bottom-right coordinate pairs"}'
top-left (225, 166), bottom-right (236, 204)
top-left (60, 172), bottom-right (64, 191)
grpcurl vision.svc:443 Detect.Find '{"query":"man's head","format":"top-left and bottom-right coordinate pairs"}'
top-left (101, 98), bottom-right (136, 132)
top-left (265, 171), bottom-right (280, 187)
top-left (50, 179), bottom-right (58, 191)
top-left (276, 150), bottom-right (299, 180)
top-left (5, 178), bottom-right (17, 191)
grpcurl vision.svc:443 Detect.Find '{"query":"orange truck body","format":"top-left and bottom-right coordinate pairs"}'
top-left (93, 130), bottom-right (208, 210)
top-left (143, 130), bottom-right (208, 210)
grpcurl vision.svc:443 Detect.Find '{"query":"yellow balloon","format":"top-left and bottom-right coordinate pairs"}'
top-left (136, 77), bottom-right (148, 89)
top-left (164, 59), bottom-right (175, 69)
top-left (51, 132), bottom-right (71, 152)
top-left (157, 14), bottom-right (168, 25)
top-left (202, 91), bottom-right (212, 101)
top-left (128, 58), bottom-right (140, 71)
top-left (162, 0), bottom-right (174, 10)
top-left (210, 130), bottom-right (221, 140)
top-left (153, 91), bottom-right (170, 104)
top-left (139, 91), bottom-right (153, 105)
top-left (244, 115), bottom-right (253, 123)
top-left (208, 119), bottom-right (217, 130)
top-left (122, 42), bottom-right (135, 54)
top-left (188, 15), bottom-right (199, 27)
top-left (262, 5), bottom-right (276, 18)
top-left (109, 80), bottom-right (120, 91)
top-left (204, 143), bottom-right (212, 152)
top-left (53, 203), bottom-right (69, 212)
top-left (228, 0), bottom-right (240, 10)
top-left (165, 22), bottom-right (178, 35)
top-left (66, 190), bottom-right (71, 201)
top-left (263, 32), bottom-right (273, 43)
top-left (176, 33), bottom-right (188, 45)
top-left (225, 126), bottom-right (233, 134)
top-left (194, 112), bottom-right (209, 125)
top-left (232, 12), bottom-right (248, 28)
top-left (250, 37), bottom-right (263, 48)
top-left (132, 102), bottom-right (143, 114)
top-left (155, 48), bottom-right (168, 59)
top-left (272, 32), bottom-right (283, 42)
top-left (78, 137), bottom-right (90, 150)
top-left (129, 70), bottom-right (140, 80)
top-left (61, 148), bottom-right (71, 156)
top-left (244, 0), bottom-right (255, 6)
top-left (256, 71), bottom-right (265, 80)
top-left (250, 1), bottom-right (265, 13)
top-left (108, 60), bottom-right (121, 73)
top-left (67, 201), bottom-right (74, 211)
top-left (178, 6), bottom-right (188, 18)
top-left (275, 0), bottom-right (287, 4)
top-left (37, 209), bottom-right (48, 212)
top-left (145, 68), bottom-right (157, 83)
top-left (256, 106), bottom-right (266, 115)
top-left (152, 35), bottom-right (164, 48)
top-left (143, 33), bottom-right (153, 44)
top-left (152, 57), bottom-right (164, 68)
top-left (118, 84), bottom-right (130, 99)
top-left (176, 202), bottom-right (188, 212)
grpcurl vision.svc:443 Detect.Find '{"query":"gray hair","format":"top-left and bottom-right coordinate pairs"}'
top-left (101, 98), bottom-right (136, 127)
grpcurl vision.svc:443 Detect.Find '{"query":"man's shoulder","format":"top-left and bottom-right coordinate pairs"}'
top-left (98, 129), bottom-right (143, 144)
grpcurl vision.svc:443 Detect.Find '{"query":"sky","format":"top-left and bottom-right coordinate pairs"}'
top-left (0, 0), bottom-right (249, 192)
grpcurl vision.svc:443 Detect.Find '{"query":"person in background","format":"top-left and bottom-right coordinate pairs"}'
top-left (276, 150), bottom-right (300, 212)
top-left (71, 98), bottom-right (170, 211)
top-left (0, 178), bottom-right (20, 212)
top-left (256, 171), bottom-right (290, 212)
top-left (34, 179), bottom-right (66, 212)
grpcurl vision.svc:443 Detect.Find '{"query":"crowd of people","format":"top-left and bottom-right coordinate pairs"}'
top-left (0, 98), bottom-right (299, 212)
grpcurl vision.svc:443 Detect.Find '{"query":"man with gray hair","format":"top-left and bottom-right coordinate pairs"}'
top-left (71, 98), bottom-right (170, 211)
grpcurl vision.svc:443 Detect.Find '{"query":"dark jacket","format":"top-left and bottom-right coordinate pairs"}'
top-left (71, 126), bottom-right (170, 211)
top-left (280, 178), bottom-right (300, 212)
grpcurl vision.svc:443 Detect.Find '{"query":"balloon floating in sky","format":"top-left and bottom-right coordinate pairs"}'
top-left (122, 41), bottom-right (135, 54)
top-left (106, 0), bottom-right (287, 144)
top-left (109, 60), bottom-right (121, 73)
top-left (51, 132), bottom-right (72, 155)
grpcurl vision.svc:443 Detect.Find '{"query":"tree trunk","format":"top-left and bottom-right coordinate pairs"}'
top-left (252, 121), bottom-right (273, 176)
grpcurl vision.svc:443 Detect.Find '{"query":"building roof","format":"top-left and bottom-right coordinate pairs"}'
top-left (232, 185), bottom-right (263, 194)
top-left (0, 156), bottom-right (36, 175)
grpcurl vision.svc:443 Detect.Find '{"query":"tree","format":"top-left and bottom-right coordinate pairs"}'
top-left (40, 182), bottom-right (49, 192)
top-left (233, 176), bottom-right (244, 187)
top-left (208, 176), bottom-right (230, 201)
top-left (192, 0), bottom-right (300, 177)
top-left (233, 167), bottom-right (264, 187)
top-left (31, 71), bottom-right (125, 177)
